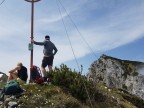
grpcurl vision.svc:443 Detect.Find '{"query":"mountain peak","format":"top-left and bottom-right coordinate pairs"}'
top-left (88, 54), bottom-right (144, 100)
top-left (100, 54), bottom-right (144, 66)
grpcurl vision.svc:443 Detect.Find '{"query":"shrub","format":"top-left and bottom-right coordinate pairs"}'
top-left (46, 64), bottom-right (95, 102)
top-left (132, 71), bottom-right (139, 76)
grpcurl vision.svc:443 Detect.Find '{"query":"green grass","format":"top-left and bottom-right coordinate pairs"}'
top-left (14, 84), bottom-right (89, 108)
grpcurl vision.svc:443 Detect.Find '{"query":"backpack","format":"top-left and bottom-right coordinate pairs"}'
top-left (30, 65), bottom-right (42, 83)
top-left (3, 80), bottom-right (23, 95)
top-left (0, 80), bottom-right (23, 102)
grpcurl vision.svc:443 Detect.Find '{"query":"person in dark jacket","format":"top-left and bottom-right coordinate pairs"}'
top-left (8, 62), bottom-right (28, 83)
top-left (32, 35), bottom-right (58, 76)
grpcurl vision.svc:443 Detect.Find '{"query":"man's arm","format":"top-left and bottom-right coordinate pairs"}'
top-left (53, 45), bottom-right (58, 56)
top-left (32, 40), bottom-right (45, 46)
top-left (9, 66), bottom-right (20, 73)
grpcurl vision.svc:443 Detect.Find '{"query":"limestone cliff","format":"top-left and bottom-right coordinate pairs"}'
top-left (87, 54), bottom-right (144, 99)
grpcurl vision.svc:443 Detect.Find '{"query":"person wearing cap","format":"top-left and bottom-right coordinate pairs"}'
top-left (7, 62), bottom-right (28, 84)
top-left (32, 35), bottom-right (58, 76)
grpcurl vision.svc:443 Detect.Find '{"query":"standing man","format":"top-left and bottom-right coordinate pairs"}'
top-left (32, 35), bottom-right (58, 76)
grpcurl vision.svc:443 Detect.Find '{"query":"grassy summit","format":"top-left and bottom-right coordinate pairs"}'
top-left (1, 64), bottom-right (144, 108)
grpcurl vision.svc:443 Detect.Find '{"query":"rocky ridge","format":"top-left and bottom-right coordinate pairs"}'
top-left (0, 72), bottom-right (7, 88)
top-left (87, 54), bottom-right (144, 100)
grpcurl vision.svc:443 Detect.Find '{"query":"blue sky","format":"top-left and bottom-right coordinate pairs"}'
top-left (0, 0), bottom-right (144, 76)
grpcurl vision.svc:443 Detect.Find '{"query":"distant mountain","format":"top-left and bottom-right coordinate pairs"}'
top-left (0, 72), bottom-right (8, 88)
top-left (87, 54), bottom-right (144, 100)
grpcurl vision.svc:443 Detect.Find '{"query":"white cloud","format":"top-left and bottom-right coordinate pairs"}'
top-left (36, 12), bottom-right (68, 24)
top-left (0, 0), bottom-right (144, 75)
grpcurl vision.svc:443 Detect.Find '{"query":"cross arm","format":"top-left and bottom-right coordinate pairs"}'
top-left (25, 0), bottom-right (41, 2)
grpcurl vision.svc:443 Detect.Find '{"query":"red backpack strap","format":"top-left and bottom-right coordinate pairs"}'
top-left (30, 66), bottom-right (37, 72)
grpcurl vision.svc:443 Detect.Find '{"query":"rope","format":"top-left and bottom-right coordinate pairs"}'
top-left (57, 0), bottom-right (98, 59)
top-left (0, 0), bottom-right (6, 7)
top-left (80, 65), bottom-right (94, 108)
top-left (56, 1), bottom-right (94, 108)
top-left (56, 0), bottom-right (80, 71)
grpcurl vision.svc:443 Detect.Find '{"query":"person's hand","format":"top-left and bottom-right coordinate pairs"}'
top-left (31, 39), bottom-right (34, 43)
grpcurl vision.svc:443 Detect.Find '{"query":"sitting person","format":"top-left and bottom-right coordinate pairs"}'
top-left (7, 62), bottom-right (28, 84)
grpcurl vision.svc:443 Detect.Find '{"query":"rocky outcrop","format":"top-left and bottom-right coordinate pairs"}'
top-left (0, 72), bottom-right (8, 88)
top-left (87, 54), bottom-right (144, 100)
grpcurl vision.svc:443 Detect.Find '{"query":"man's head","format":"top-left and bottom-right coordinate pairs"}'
top-left (17, 62), bottom-right (23, 70)
top-left (45, 35), bottom-right (50, 40)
